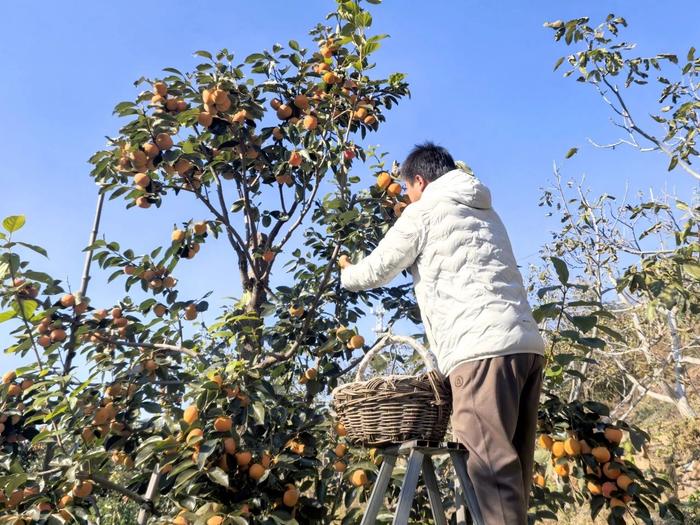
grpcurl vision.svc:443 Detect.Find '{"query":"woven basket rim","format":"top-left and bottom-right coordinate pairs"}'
top-left (330, 370), bottom-right (442, 397)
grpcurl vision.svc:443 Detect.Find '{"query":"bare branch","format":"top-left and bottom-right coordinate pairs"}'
top-left (587, 137), bottom-right (657, 153)
top-left (610, 357), bottom-right (674, 403)
top-left (136, 464), bottom-right (161, 525)
top-left (239, 164), bottom-right (259, 252)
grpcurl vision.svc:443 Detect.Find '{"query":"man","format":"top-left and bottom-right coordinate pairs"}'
top-left (339, 142), bottom-right (545, 525)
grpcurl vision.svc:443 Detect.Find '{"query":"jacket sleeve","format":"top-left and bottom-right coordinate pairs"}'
top-left (341, 205), bottom-right (426, 292)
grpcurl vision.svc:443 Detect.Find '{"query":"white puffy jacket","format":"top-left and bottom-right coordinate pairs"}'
top-left (341, 168), bottom-right (545, 376)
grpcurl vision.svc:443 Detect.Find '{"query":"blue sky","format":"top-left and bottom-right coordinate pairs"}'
top-left (1, 1), bottom-right (699, 371)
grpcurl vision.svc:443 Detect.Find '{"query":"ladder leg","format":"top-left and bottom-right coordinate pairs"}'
top-left (392, 449), bottom-right (424, 525)
top-left (454, 488), bottom-right (469, 525)
top-left (421, 455), bottom-right (447, 525)
top-left (450, 451), bottom-right (485, 525)
top-left (361, 454), bottom-right (398, 525)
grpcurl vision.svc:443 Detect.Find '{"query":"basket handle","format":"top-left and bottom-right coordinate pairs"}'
top-left (355, 332), bottom-right (442, 382)
top-left (354, 333), bottom-right (447, 405)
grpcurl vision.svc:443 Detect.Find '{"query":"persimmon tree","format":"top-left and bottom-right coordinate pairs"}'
top-left (528, 186), bottom-right (689, 524)
top-left (0, 1), bottom-right (414, 524)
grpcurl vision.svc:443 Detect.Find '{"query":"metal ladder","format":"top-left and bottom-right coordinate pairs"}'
top-left (359, 439), bottom-right (484, 525)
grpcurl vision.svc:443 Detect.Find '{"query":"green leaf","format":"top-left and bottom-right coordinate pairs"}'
top-left (668, 156), bottom-right (678, 171)
top-left (31, 429), bottom-right (54, 445)
top-left (628, 428), bottom-right (647, 450)
top-left (107, 269), bottom-right (124, 283)
top-left (197, 440), bottom-right (218, 470)
top-left (582, 400), bottom-right (610, 416)
top-left (578, 337), bottom-right (606, 349)
top-left (532, 304), bottom-right (560, 323)
top-left (173, 468), bottom-right (198, 491)
top-left (14, 299), bottom-right (38, 319)
top-left (207, 467), bottom-right (229, 487)
top-left (363, 41), bottom-right (381, 55)
top-left (565, 147), bottom-right (578, 159)
top-left (2, 473), bottom-right (28, 495)
top-left (141, 402), bottom-right (162, 413)
top-left (3, 215), bottom-right (26, 233)
top-left (0, 310), bottom-right (16, 323)
top-left (675, 200), bottom-right (689, 212)
top-left (195, 301), bottom-right (209, 312)
top-left (16, 242), bottom-right (48, 258)
top-left (682, 263), bottom-right (700, 280)
top-left (554, 353), bottom-right (576, 366)
top-left (571, 315), bottom-right (596, 333)
top-left (551, 257), bottom-right (569, 285)
top-left (553, 56), bottom-right (565, 71)
top-left (23, 270), bottom-right (54, 284)
top-left (194, 50), bottom-right (213, 60)
top-left (252, 401), bottom-right (265, 425)
top-left (597, 325), bottom-right (625, 342)
top-left (589, 494), bottom-right (605, 520)
top-left (245, 53), bottom-right (267, 63)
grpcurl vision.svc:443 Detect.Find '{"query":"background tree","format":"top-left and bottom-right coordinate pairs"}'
top-left (524, 13), bottom-right (699, 524)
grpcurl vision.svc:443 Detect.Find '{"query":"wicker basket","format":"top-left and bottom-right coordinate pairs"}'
top-left (331, 333), bottom-right (451, 447)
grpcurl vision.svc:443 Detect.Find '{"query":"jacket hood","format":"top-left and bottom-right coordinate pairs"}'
top-left (423, 169), bottom-right (492, 210)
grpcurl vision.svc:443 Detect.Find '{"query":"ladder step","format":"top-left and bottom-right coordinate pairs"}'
top-left (394, 440), bottom-right (466, 456)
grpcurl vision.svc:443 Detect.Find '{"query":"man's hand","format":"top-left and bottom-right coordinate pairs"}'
top-left (338, 254), bottom-right (352, 270)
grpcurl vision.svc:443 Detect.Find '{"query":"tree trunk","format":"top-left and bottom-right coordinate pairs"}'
top-left (665, 309), bottom-right (696, 419)
top-left (659, 380), bottom-right (697, 419)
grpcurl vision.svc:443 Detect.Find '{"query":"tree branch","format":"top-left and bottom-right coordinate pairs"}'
top-left (254, 243), bottom-right (342, 370)
top-left (78, 471), bottom-right (152, 507)
top-left (600, 75), bottom-right (700, 181)
top-left (210, 167), bottom-right (253, 287)
top-left (94, 335), bottom-right (205, 362)
top-left (191, 183), bottom-right (258, 283)
top-left (273, 172), bottom-right (323, 255)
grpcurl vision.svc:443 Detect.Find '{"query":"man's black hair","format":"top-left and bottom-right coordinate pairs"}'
top-left (401, 142), bottom-right (456, 183)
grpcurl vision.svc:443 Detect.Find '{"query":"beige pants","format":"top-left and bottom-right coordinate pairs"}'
top-left (449, 353), bottom-right (544, 525)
